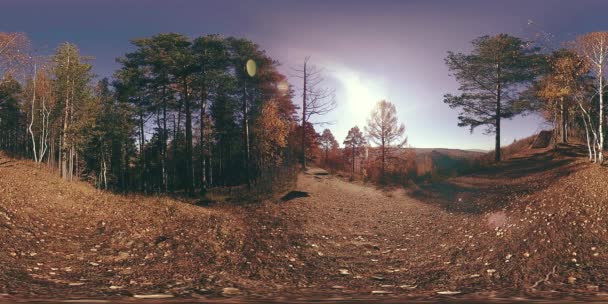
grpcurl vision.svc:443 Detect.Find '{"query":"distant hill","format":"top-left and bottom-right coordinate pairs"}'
top-left (411, 148), bottom-right (484, 177)
top-left (411, 148), bottom-right (485, 159)
top-left (466, 148), bottom-right (489, 153)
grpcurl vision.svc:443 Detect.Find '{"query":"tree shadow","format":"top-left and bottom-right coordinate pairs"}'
top-left (0, 159), bottom-right (15, 167)
top-left (411, 145), bottom-right (588, 214)
top-left (280, 190), bottom-right (310, 202)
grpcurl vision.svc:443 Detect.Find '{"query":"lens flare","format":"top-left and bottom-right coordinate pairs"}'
top-left (246, 59), bottom-right (257, 77)
top-left (277, 80), bottom-right (289, 95)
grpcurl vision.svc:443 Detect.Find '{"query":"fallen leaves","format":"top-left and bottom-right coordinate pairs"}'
top-left (437, 291), bottom-right (462, 295)
top-left (133, 294), bottom-right (174, 299)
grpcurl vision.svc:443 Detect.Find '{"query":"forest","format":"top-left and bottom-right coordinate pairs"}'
top-left (0, 32), bottom-right (301, 194)
top-left (2, 31), bottom-right (608, 194)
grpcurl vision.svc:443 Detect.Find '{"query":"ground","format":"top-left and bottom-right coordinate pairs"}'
top-left (2, 144), bottom-right (608, 303)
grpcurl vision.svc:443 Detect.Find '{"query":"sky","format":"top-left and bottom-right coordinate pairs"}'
top-left (2, 0), bottom-right (608, 150)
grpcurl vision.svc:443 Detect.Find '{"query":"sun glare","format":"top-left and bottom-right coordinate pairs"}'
top-left (333, 67), bottom-right (386, 126)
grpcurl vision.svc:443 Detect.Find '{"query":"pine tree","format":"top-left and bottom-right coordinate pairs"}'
top-left (343, 126), bottom-right (366, 179)
top-left (444, 34), bottom-right (543, 162)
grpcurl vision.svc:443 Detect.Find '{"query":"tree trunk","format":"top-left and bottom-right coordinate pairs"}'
top-left (561, 99), bottom-right (567, 143)
top-left (351, 145), bottom-right (355, 178)
top-left (200, 83), bottom-right (207, 193)
top-left (161, 85), bottom-right (167, 192)
top-left (495, 78), bottom-right (501, 162)
top-left (183, 80), bottom-right (194, 195)
top-left (139, 112), bottom-right (146, 192)
top-left (582, 112), bottom-right (592, 161)
top-left (381, 139), bottom-right (386, 180)
top-left (301, 60), bottom-right (307, 170)
top-left (61, 56), bottom-right (71, 179)
top-left (599, 71), bottom-right (604, 163)
top-left (243, 87), bottom-right (251, 190)
top-left (28, 64), bottom-right (38, 163)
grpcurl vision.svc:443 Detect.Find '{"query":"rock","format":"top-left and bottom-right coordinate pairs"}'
top-left (437, 291), bottom-right (462, 295)
top-left (339, 268), bottom-right (350, 276)
top-left (486, 269), bottom-right (496, 274)
top-left (371, 290), bottom-right (392, 294)
top-left (133, 294), bottom-right (174, 299)
top-left (371, 276), bottom-right (385, 281)
top-left (68, 282), bottom-right (85, 286)
top-left (568, 276), bottom-right (577, 284)
top-left (109, 285), bottom-right (122, 289)
top-left (331, 285), bottom-right (345, 289)
top-left (89, 262), bottom-right (99, 266)
top-left (222, 287), bottom-right (240, 296)
top-left (399, 284), bottom-right (417, 289)
top-left (469, 274), bottom-right (480, 278)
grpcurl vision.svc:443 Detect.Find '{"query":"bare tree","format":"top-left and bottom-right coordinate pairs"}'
top-left (0, 32), bottom-right (30, 84)
top-left (574, 32), bottom-right (608, 163)
top-left (365, 100), bottom-right (407, 180)
top-left (292, 57), bottom-right (336, 169)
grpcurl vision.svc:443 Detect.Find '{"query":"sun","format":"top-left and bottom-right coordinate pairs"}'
top-left (333, 66), bottom-right (386, 120)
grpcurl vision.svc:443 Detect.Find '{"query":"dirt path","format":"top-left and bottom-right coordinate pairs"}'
top-left (278, 168), bottom-right (491, 295)
top-left (2, 147), bottom-right (608, 302)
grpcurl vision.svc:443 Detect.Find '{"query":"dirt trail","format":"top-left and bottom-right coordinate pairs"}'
top-left (2, 146), bottom-right (608, 302)
top-left (282, 168), bottom-right (486, 293)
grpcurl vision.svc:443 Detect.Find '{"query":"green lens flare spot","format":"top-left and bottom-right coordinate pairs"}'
top-left (246, 59), bottom-right (257, 77)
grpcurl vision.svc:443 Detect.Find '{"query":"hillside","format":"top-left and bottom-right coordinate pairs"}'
top-left (412, 148), bottom-right (485, 158)
top-left (2, 146), bottom-right (608, 302)
top-left (413, 148), bottom-right (485, 177)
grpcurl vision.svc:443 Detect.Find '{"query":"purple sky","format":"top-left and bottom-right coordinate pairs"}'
top-left (3, 0), bottom-right (608, 149)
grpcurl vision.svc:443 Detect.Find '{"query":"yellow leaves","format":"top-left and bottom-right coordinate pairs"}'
top-left (253, 100), bottom-right (289, 165)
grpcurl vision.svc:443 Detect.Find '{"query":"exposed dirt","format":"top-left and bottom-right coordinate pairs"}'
top-left (2, 145), bottom-right (608, 303)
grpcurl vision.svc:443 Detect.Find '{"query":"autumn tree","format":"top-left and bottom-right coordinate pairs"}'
top-left (543, 48), bottom-right (599, 162)
top-left (343, 126), bottom-right (366, 179)
top-left (573, 32), bottom-right (608, 163)
top-left (253, 100), bottom-right (290, 167)
top-left (365, 100), bottom-right (407, 181)
top-left (535, 50), bottom-right (585, 145)
top-left (0, 76), bottom-right (25, 153)
top-left (292, 57), bottom-right (336, 169)
top-left (318, 128), bottom-right (339, 165)
top-left (23, 63), bottom-right (55, 163)
top-left (444, 34), bottom-right (543, 162)
top-left (51, 43), bottom-right (94, 181)
top-left (292, 122), bottom-right (320, 167)
top-left (0, 32), bottom-right (30, 84)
